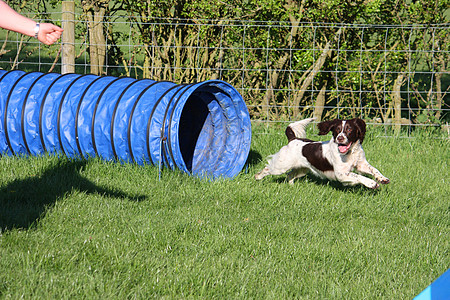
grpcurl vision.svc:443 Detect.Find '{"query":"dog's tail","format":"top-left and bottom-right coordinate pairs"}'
top-left (285, 118), bottom-right (316, 142)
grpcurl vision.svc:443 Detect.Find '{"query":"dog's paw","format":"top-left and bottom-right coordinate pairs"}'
top-left (255, 168), bottom-right (268, 180)
top-left (378, 177), bottom-right (390, 184)
top-left (365, 179), bottom-right (380, 189)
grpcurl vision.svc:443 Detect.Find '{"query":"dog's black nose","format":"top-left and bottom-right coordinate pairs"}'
top-left (336, 135), bottom-right (345, 143)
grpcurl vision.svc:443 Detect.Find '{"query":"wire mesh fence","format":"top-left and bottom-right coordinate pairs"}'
top-left (0, 11), bottom-right (448, 134)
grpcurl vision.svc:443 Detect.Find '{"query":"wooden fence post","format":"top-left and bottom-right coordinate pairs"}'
top-left (62, 1), bottom-right (75, 74)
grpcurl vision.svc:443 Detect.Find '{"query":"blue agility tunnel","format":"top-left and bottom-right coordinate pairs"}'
top-left (0, 70), bottom-right (251, 179)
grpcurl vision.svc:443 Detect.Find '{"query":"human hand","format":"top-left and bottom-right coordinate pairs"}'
top-left (37, 23), bottom-right (63, 45)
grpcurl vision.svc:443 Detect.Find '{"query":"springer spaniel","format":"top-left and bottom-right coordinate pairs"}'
top-left (255, 118), bottom-right (390, 188)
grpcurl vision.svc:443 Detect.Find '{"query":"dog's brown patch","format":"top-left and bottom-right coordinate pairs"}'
top-left (302, 142), bottom-right (333, 172)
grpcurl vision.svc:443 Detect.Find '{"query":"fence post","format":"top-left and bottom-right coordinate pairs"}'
top-left (61, 1), bottom-right (75, 74)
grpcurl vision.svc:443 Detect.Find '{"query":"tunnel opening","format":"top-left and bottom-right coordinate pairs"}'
top-left (178, 93), bottom-right (210, 172)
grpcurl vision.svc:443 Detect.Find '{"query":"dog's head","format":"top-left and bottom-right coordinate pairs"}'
top-left (318, 118), bottom-right (366, 154)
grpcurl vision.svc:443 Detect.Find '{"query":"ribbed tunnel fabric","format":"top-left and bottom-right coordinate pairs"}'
top-left (0, 70), bottom-right (251, 179)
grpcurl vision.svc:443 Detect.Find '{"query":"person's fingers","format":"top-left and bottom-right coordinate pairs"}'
top-left (48, 24), bottom-right (64, 34)
top-left (43, 37), bottom-right (53, 45)
top-left (54, 25), bottom-right (64, 33)
top-left (38, 34), bottom-right (56, 45)
top-left (48, 33), bottom-right (60, 44)
top-left (48, 31), bottom-right (62, 40)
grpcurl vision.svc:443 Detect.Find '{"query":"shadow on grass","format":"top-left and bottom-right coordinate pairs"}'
top-left (246, 149), bottom-right (263, 166)
top-left (0, 159), bottom-right (146, 232)
top-left (271, 174), bottom-right (382, 193)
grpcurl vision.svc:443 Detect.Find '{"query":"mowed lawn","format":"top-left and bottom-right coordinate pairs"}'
top-left (0, 124), bottom-right (449, 299)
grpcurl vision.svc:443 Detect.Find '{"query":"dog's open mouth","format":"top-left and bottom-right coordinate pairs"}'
top-left (338, 142), bottom-right (352, 154)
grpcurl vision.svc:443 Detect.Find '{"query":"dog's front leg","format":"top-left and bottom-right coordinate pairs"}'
top-left (356, 160), bottom-right (390, 184)
top-left (335, 171), bottom-right (380, 189)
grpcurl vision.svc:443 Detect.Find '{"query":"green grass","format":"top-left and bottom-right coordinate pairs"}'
top-left (0, 125), bottom-right (449, 299)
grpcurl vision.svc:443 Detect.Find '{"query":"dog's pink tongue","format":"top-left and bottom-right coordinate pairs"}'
top-left (339, 143), bottom-right (352, 153)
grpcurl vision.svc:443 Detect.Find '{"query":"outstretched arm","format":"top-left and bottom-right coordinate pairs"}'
top-left (0, 0), bottom-right (63, 45)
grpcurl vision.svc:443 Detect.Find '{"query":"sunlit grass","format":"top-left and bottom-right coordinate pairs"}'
top-left (0, 125), bottom-right (448, 298)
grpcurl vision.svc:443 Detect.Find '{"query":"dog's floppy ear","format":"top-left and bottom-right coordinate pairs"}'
top-left (352, 118), bottom-right (366, 143)
top-left (317, 119), bottom-right (340, 135)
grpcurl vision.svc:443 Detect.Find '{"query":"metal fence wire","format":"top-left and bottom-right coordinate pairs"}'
top-left (0, 13), bottom-right (448, 132)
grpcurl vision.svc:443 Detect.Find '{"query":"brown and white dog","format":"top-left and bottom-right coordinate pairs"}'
top-left (255, 118), bottom-right (390, 188)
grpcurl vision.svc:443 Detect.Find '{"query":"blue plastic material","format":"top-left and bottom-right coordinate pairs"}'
top-left (414, 268), bottom-right (450, 300)
top-left (0, 70), bottom-right (251, 179)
